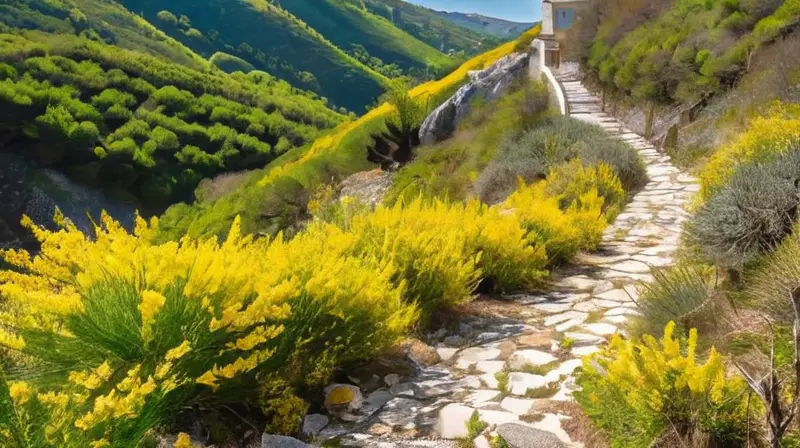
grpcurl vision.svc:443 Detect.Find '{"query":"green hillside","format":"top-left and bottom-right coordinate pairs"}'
top-left (279, 0), bottom-right (453, 75)
top-left (0, 0), bottom-right (207, 70)
top-left (361, 0), bottom-right (506, 53)
top-left (0, 1), bottom-right (344, 211)
top-left (119, 0), bottom-right (388, 112)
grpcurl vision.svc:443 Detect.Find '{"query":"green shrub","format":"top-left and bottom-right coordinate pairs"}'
top-left (745, 221), bottom-right (800, 324)
top-left (688, 148), bottom-right (800, 268)
top-left (209, 52), bottom-right (256, 74)
top-left (632, 264), bottom-right (718, 339)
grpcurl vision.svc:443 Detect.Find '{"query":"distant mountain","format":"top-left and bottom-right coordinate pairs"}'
top-left (360, 0), bottom-right (505, 54)
top-left (434, 11), bottom-right (535, 38)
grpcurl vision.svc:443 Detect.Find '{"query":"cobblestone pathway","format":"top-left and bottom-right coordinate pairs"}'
top-left (325, 74), bottom-right (699, 448)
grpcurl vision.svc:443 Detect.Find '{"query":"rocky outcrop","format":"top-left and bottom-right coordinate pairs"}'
top-left (0, 153), bottom-right (136, 251)
top-left (419, 53), bottom-right (529, 146)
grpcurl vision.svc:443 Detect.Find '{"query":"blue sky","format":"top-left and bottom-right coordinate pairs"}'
top-left (405, 0), bottom-right (542, 23)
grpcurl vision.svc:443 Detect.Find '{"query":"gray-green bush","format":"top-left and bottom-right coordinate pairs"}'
top-left (688, 148), bottom-right (800, 269)
top-left (475, 117), bottom-right (647, 203)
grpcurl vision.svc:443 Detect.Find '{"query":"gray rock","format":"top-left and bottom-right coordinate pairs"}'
top-left (443, 335), bottom-right (466, 347)
top-left (362, 390), bottom-right (395, 416)
top-left (378, 398), bottom-right (425, 428)
top-left (419, 53), bottom-right (529, 145)
top-left (384, 373), bottom-right (400, 387)
top-left (261, 434), bottom-right (312, 448)
top-left (435, 403), bottom-right (474, 439)
top-left (496, 423), bottom-right (567, 448)
top-left (302, 414), bottom-right (329, 437)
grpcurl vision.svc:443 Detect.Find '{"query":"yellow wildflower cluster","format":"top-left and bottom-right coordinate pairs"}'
top-left (0, 211), bottom-right (417, 443)
top-left (699, 102), bottom-right (800, 201)
top-left (503, 174), bottom-right (612, 264)
top-left (576, 322), bottom-right (748, 446)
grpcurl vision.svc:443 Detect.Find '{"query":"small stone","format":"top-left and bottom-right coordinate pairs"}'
top-left (592, 280), bottom-right (615, 295)
top-left (324, 384), bottom-right (362, 411)
top-left (261, 434), bottom-right (311, 448)
top-left (462, 375), bottom-right (483, 389)
top-left (428, 328), bottom-right (448, 340)
top-left (302, 414), bottom-right (329, 437)
top-left (384, 374), bottom-right (400, 387)
top-left (563, 332), bottom-right (605, 346)
top-left (507, 349), bottom-right (558, 371)
top-left (362, 390), bottom-right (394, 416)
top-left (459, 347), bottom-right (502, 362)
top-left (459, 322), bottom-right (473, 335)
top-left (571, 345), bottom-right (601, 356)
top-left (390, 382), bottom-right (416, 397)
top-left (473, 435), bottom-right (491, 448)
top-left (500, 397), bottom-right (535, 415)
top-left (543, 311), bottom-right (587, 327)
top-left (604, 315), bottom-right (628, 325)
top-left (367, 423), bottom-right (392, 436)
top-left (407, 339), bottom-right (441, 367)
top-left (594, 288), bottom-right (633, 303)
top-left (496, 423), bottom-right (567, 448)
top-left (465, 389), bottom-right (501, 406)
top-left (444, 335), bottom-right (466, 347)
top-left (507, 372), bottom-right (546, 396)
top-left (476, 360), bottom-right (506, 375)
top-left (378, 398), bottom-right (424, 428)
top-left (583, 323), bottom-right (618, 336)
top-left (478, 409), bottom-right (519, 425)
top-left (436, 404), bottom-right (474, 439)
top-left (480, 373), bottom-right (499, 389)
top-left (607, 260), bottom-right (651, 274)
top-left (532, 302), bottom-right (572, 314)
top-left (554, 359), bottom-right (583, 376)
top-left (555, 275), bottom-right (596, 291)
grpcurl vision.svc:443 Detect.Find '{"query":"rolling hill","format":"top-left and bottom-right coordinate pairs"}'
top-left (358, 0), bottom-right (507, 53)
top-left (434, 11), bottom-right (535, 38)
top-left (0, 0), bottom-right (344, 212)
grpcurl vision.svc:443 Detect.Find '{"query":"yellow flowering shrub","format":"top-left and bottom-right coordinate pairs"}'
top-left (342, 197), bottom-right (549, 310)
top-left (545, 160), bottom-right (625, 220)
top-left (503, 177), bottom-right (611, 264)
top-left (0, 213), bottom-right (416, 444)
top-left (575, 322), bottom-right (749, 447)
top-left (699, 103), bottom-right (800, 201)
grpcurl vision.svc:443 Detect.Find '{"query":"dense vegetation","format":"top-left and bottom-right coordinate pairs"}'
top-left (0, 30), bottom-right (342, 211)
top-left (586, 0), bottom-right (799, 106)
top-left (157, 27), bottom-right (542, 242)
top-left (572, 2), bottom-right (800, 446)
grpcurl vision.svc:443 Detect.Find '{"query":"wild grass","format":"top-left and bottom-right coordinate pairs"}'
top-left (630, 264), bottom-right (720, 341)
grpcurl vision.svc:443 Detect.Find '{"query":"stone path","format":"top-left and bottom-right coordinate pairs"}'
top-left (316, 74), bottom-right (699, 448)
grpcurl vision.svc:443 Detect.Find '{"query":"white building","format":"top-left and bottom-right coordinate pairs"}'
top-left (533, 0), bottom-right (594, 69)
